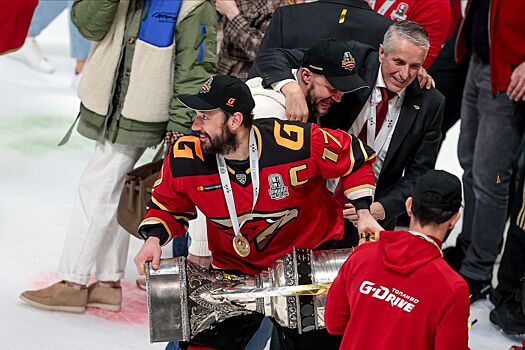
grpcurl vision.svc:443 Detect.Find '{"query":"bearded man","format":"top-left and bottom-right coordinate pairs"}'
top-left (134, 74), bottom-right (382, 349)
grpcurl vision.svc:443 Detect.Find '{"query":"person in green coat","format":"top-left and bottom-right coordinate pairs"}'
top-left (19, 0), bottom-right (217, 313)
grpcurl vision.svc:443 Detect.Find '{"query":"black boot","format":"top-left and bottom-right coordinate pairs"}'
top-left (461, 275), bottom-right (491, 303)
top-left (490, 300), bottom-right (525, 336)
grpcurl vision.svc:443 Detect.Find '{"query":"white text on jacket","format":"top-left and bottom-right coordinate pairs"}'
top-left (359, 280), bottom-right (418, 313)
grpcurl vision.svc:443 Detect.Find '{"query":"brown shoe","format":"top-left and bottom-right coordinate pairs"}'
top-left (19, 281), bottom-right (87, 313)
top-left (87, 282), bottom-right (122, 312)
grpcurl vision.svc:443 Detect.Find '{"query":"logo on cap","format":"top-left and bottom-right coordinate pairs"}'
top-left (200, 77), bottom-right (213, 93)
top-left (342, 51), bottom-right (355, 71)
top-left (226, 98), bottom-right (236, 107)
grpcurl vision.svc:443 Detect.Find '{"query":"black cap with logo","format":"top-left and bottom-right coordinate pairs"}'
top-left (301, 39), bottom-right (367, 93)
top-left (412, 170), bottom-right (462, 212)
top-left (178, 75), bottom-right (255, 115)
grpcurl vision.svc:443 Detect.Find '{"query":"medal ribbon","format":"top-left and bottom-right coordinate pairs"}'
top-left (216, 128), bottom-right (260, 240)
top-left (366, 87), bottom-right (402, 153)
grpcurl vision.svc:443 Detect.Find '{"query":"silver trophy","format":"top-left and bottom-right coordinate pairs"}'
top-left (146, 247), bottom-right (352, 343)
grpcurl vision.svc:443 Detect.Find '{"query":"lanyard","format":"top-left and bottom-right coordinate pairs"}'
top-left (408, 230), bottom-right (443, 257)
top-left (366, 88), bottom-right (402, 152)
top-left (216, 129), bottom-right (260, 242)
top-left (369, 0), bottom-right (397, 15)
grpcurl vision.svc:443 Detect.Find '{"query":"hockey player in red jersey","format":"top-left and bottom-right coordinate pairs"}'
top-left (134, 75), bottom-right (382, 349)
top-left (325, 170), bottom-right (470, 350)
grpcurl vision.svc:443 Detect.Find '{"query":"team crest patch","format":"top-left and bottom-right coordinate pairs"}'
top-left (236, 173), bottom-right (247, 185)
top-left (200, 76), bottom-right (213, 93)
top-left (268, 174), bottom-right (289, 200)
top-left (391, 3), bottom-right (409, 21)
top-left (341, 51), bottom-right (356, 71)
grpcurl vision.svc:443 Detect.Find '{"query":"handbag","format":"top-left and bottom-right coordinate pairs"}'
top-left (117, 145), bottom-right (165, 238)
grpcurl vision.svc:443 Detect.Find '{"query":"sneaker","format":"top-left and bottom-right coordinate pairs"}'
top-left (462, 275), bottom-right (491, 303)
top-left (490, 301), bottom-right (525, 336)
top-left (9, 37), bottom-right (55, 73)
top-left (19, 281), bottom-right (87, 313)
top-left (87, 282), bottom-right (122, 312)
top-left (443, 245), bottom-right (465, 272)
top-left (136, 278), bottom-right (146, 291)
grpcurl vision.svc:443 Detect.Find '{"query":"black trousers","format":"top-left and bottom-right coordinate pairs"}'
top-left (495, 108), bottom-right (525, 304)
top-left (180, 314), bottom-right (342, 350)
top-left (271, 322), bottom-right (342, 350)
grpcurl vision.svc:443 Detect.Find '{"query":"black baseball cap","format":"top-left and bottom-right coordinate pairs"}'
top-left (301, 39), bottom-right (367, 93)
top-left (413, 170), bottom-right (462, 212)
top-left (178, 75), bottom-right (255, 114)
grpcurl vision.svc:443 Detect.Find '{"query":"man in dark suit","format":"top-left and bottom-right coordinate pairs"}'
top-left (253, 0), bottom-right (392, 68)
top-left (251, 21), bottom-right (444, 240)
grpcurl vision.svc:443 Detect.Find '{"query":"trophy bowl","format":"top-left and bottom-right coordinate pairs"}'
top-left (146, 247), bottom-right (353, 342)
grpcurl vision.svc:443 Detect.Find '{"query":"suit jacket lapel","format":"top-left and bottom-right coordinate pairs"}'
top-left (381, 81), bottom-right (422, 173)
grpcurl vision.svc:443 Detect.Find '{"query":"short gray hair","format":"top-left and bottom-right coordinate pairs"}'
top-left (383, 21), bottom-right (429, 54)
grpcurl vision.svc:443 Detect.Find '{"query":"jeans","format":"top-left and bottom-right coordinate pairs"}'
top-left (29, 0), bottom-right (90, 60)
top-left (457, 54), bottom-right (524, 281)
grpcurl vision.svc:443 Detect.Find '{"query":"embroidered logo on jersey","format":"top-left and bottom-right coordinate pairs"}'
top-left (209, 209), bottom-right (299, 251)
top-left (359, 280), bottom-right (419, 313)
top-left (391, 3), bottom-right (409, 21)
top-left (268, 174), bottom-right (289, 200)
top-left (200, 76), bottom-right (213, 93)
top-left (341, 51), bottom-right (356, 71)
top-left (196, 184), bottom-right (222, 192)
top-left (235, 173), bottom-right (247, 185)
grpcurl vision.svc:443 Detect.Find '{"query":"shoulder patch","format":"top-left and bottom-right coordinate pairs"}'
top-left (169, 136), bottom-right (217, 178)
top-left (254, 118), bottom-right (311, 166)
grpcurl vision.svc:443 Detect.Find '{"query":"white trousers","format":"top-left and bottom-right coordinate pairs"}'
top-left (58, 140), bottom-right (145, 285)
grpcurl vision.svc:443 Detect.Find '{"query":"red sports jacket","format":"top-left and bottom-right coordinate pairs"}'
top-left (371, 0), bottom-right (451, 69)
top-left (456, 0), bottom-right (525, 93)
top-left (325, 230), bottom-right (470, 350)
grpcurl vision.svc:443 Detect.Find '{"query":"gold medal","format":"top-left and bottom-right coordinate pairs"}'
top-left (233, 236), bottom-right (250, 257)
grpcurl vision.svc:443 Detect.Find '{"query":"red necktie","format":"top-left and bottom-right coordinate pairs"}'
top-left (337, 88), bottom-right (396, 204)
top-left (358, 87), bottom-right (396, 142)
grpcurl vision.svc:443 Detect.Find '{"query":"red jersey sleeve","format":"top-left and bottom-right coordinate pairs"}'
top-left (409, 1), bottom-right (451, 69)
top-left (138, 146), bottom-right (197, 244)
top-left (310, 124), bottom-right (376, 202)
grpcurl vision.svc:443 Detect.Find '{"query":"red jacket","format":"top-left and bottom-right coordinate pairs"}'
top-left (325, 230), bottom-right (470, 350)
top-left (371, 0), bottom-right (451, 69)
top-left (0, 0), bottom-right (38, 55)
top-left (456, 0), bottom-right (525, 93)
